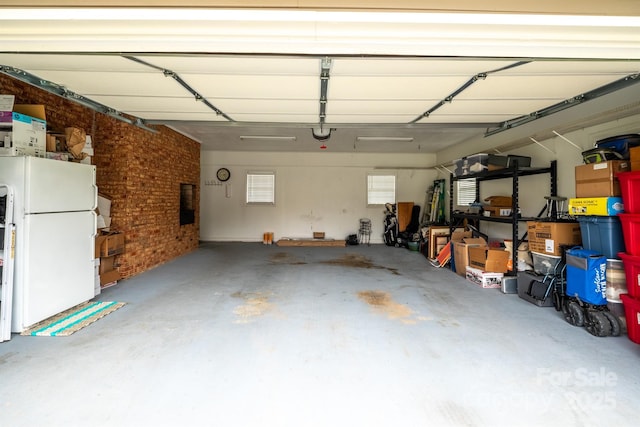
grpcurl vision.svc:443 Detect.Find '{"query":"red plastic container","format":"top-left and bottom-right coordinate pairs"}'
top-left (620, 294), bottom-right (640, 344)
top-left (619, 252), bottom-right (640, 298)
top-left (617, 171), bottom-right (640, 214)
top-left (618, 213), bottom-right (640, 256)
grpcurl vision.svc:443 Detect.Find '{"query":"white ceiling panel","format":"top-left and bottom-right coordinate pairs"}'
top-left (17, 70), bottom-right (188, 97)
top-left (328, 76), bottom-right (469, 100)
top-left (329, 100), bottom-right (427, 115)
top-left (435, 99), bottom-right (560, 115)
top-left (180, 74), bottom-right (318, 99)
top-left (456, 74), bottom-right (627, 100)
top-left (0, 53), bottom-right (149, 72)
top-left (136, 112), bottom-right (229, 121)
top-left (331, 59), bottom-right (517, 76)
top-left (214, 99), bottom-right (318, 115)
top-left (135, 55), bottom-right (320, 75)
top-left (420, 113), bottom-right (516, 123)
top-left (88, 95), bottom-right (215, 114)
top-left (225, 113), bottom-right (319, 123)
top-left (498, 60), bottom-right (640, 75)
top-left (325, 114), bottom-right (419, 124)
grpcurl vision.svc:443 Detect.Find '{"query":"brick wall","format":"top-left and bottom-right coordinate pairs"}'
top-left (0, 74), bottom-right (200, 279)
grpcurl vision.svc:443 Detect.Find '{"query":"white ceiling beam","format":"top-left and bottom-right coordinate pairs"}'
top-left (3, 1), bottom-right (640, 16)
top-left (0, 9), bottom-right (639, 59)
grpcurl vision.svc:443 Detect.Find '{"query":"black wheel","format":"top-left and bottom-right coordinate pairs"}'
top-left (552, 288), bottom-right (563, 312)
top-left (585, 310), bottom-right (612, 337)
top-left (602, 310), bottom-right (621, 337)
top-left (563, 300), bottom-right (585, 327)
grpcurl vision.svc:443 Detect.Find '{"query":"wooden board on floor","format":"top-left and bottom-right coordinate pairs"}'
top-left (276, 238), bottom-right (346, 247)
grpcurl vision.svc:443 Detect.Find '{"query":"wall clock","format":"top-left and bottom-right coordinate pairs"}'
top-left (216, 167), bottom-right (231, 182)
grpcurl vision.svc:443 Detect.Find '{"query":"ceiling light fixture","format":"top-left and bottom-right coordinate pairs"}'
top-left (356, 136), bottom-right (414, 142)
top-left (239, 135), bottom-right (297, 141)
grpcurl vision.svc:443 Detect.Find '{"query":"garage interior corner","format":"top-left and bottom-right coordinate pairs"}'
top-left (0, 242), bottom-right (637, 427)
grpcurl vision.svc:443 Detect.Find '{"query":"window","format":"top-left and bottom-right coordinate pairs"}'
top-left (246, 172), bottom-right (275, 204)
top-left (367, 174), bottom-right (396, 205)
top-left (456, 178), bottom-right (477, 207)
top-left (180, 183), bottom-right (196, 225)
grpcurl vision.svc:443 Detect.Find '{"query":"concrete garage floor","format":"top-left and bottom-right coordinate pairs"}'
top-left (1, 242), bottom-right (639, 427)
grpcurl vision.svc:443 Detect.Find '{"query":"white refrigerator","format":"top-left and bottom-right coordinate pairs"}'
top-left (0, 156), bottom-right (97, 333)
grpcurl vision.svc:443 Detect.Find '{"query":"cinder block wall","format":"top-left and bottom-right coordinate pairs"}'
top-left (0, 74), bottom-right (200, 279)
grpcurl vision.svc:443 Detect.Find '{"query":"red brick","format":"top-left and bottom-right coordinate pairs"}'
top-left (1, 74), bottom-right (200, 279)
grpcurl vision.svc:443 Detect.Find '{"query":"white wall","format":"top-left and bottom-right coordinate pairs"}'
top-left (438, 113), bottom-right (640, 241)
top-left (200, 151), bottom-right (437, 242)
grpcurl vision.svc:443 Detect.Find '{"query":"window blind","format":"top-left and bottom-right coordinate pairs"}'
top-left (246, 173), bottom-right (275, 204)
top-left (456, 178), bottom-right (477, 206)
top-left (367, 175), bottom-right (396, 205)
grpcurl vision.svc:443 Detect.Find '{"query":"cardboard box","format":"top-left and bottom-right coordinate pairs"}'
top-left (450, 229), bottom-right (472, 242)
top-left (452, 237), bottom-right (486, 277)
top-left (0, 95), bottom-right (14, 123)
top-left (484, 196), bottom-right (513, 206)
top-left (46, 134), bottom-right (57, 152)
top-left (631, 144), bottom-right (640, 171)
top-left (95, 232), bottom-right (125, 258)
top-left (575, 160), bottom-right (630, 197)
top-left (100, 269), bottom-right (121, 286)
top-left (0, 147), bottom-right (19, 157)
top-left (483, 206), bottom-right (512, 217)
top-left (0, 96), bottom-right (47, 157)
top-left (568, 197), bottom-right (624, 216)
top-left (8, 112), bottom-right (46, 157)
top-left (468, 246), bottom-right (510, 273)
top-left (466, 266), bottom-right (504, 288)
top-left (527, 221), bottom-right (582, 256)
top-left (99, 255), bottom-right (116, 275)
top-left (0, 130), bottom-right (10, 147)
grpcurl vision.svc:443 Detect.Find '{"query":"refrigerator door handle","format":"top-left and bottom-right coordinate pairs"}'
top-left (92, 183), bottom-right (98, 211)
top-left (91, 210), bottom-right (97, 260)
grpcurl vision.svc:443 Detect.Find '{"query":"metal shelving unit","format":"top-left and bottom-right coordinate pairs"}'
top-left (450, 160), bottom-right (558, 276)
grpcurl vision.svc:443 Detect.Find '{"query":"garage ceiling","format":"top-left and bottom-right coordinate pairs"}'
top-left (1, 7), bottom-right (640, 153)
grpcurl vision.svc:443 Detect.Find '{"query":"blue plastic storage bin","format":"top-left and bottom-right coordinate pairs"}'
top-left (596, 134), bottom-right (640, 159)
top-left (576, 216), bottom-right (625, 259)
top-left (565, 247), bottom-right (607, 305)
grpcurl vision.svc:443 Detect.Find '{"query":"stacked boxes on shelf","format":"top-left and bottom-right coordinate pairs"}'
top-left (618, 170), bottom-right (640, 344)
top-left (483, 196), bottom-right (513, 218)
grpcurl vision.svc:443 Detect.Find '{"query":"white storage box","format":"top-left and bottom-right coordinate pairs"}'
top-left (466, 266), bottom-right (503, 288)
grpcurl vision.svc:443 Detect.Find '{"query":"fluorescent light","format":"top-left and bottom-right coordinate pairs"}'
top-left (239, 135), bottom-right (297, 141)
top-left (356, 136), bottom-right (414, 142)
